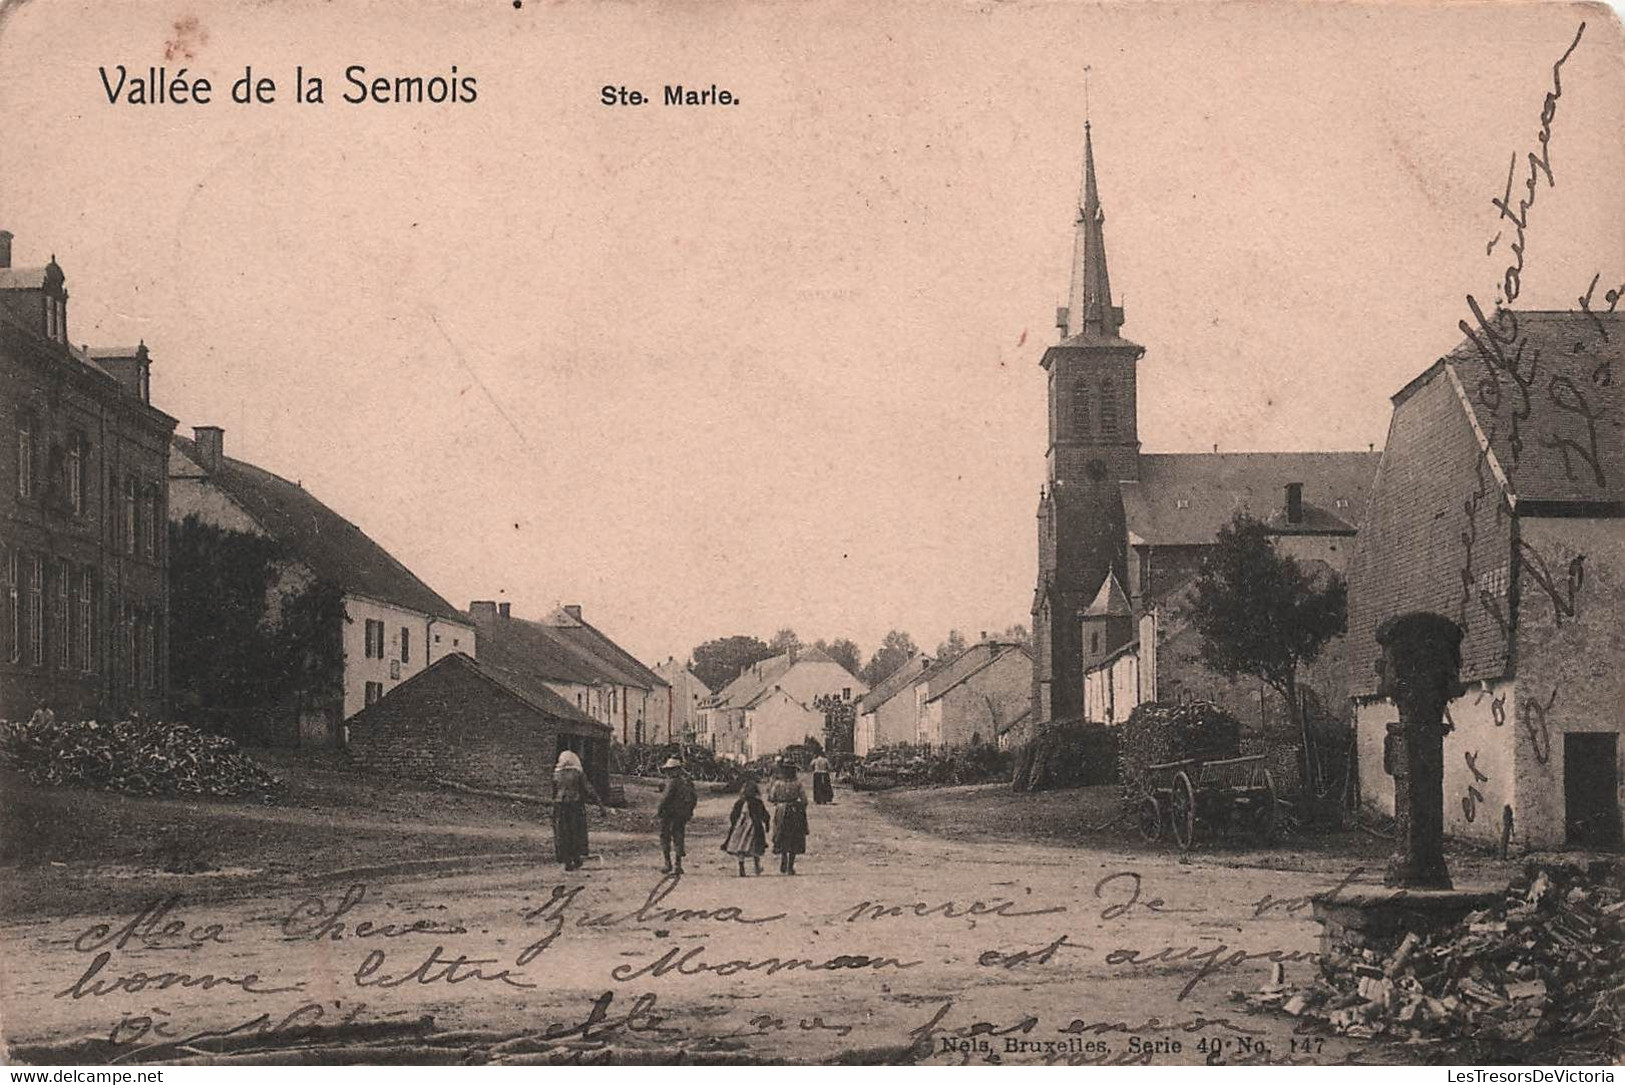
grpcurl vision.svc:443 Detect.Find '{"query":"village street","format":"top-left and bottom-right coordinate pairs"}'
top-left (0, 783), bottom-right (1414, 1066)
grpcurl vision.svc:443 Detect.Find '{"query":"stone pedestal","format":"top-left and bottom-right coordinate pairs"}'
top-left (1311, 887), bottom-right (1502, 975)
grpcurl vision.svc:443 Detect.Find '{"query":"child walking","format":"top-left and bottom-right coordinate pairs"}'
top-left (721, 779), bottom-right (771, 876)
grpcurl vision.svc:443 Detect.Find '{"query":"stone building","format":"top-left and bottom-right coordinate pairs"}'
top-left (855, 652), bottom-right (934, 756)
top-left (1029, 127), bottom-right (1378, 734)
top-left (1347, 312), bottom-right (1623, 850)
top-left (1, 230), bottom-right (176, 721)
top-left (654, 656), bottom-right (712, 745)
top-left (918, 640), bottom-right (1032, 749)
top-left (700, 646), bottom-right (865, 760)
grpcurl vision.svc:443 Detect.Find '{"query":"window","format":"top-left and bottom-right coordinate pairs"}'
top-left (365, 681), bottom-right (384, 706)
top-left (125, 605), bottom-right (137, 690)
top-left (1070, 384), bottom-right (1091, 437)
top-left (4, 549), bottom-right (15, 664)
top-left (1335, 497), bottom-right (1351, 510)
top-left (142, 486), bottom-right (157, 558)
top-left (842, 687), bottom-right (852, 701)
top-left (400, 627), bottom-right (410, 664)
top-left (364, 618), bottom-right (384, 659)
top-left (17, 415), bottom-right (33, 499)
top-left (143, 614), bottom-right (157, 690)
top-left (78, 569), bottom-right (92, 672)
top-left (55, 559), bottom-right (70, 670)
top-left (1099, 379), bottom-right (1119, 436)
top-left (66, 436), bottom-right (83, 515)
top-left (124, 477), bottom-right (137, 555)
top-left (26, 554), bottom-right (42, 667)
top-left (1175, 498), bottom-right (1191, 510)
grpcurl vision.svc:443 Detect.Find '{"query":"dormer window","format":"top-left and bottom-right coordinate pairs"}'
top-left (1335, 498), bottom-right (1350, 510)
top-left (1175, 498), bottom-right (1191, 510)
top-left (41, 294), bottom-right (66, 344)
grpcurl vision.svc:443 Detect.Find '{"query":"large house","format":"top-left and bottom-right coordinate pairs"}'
top-left (1347, 311), bottom-right (1623, 851)
top-left (1029, 126), bottom-right (1378, 734)
top-left (654, 656), bottom-right (713, 745)
top-left (1, 230), bottom-right (176, 721)
top-left (855, 652), bottom-right (935, 756)
top-left (700, 646), bottom-right (865, 760)
top-left (468, 602), bottom-right (669, 745)
top-left (169, 427), bottom-right (475, 744)
top-left (918, 640), bottom-right (1033, 749)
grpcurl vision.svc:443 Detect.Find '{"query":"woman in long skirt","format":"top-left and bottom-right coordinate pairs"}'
top-left (767, 760), bottom-right (809, 875)
top-left (721, 778), bottom-right (771, 876)
top-left (810, 753), bottom-right (834, 805)
top-left (553, 749), bottom-right (600, 871)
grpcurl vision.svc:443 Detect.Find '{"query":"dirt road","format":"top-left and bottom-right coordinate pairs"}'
top-left (2, 786), bottom-right (1392, 1065)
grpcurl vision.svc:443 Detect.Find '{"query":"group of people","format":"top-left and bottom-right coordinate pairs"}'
top-left (548, 749), bottom-right (836, 876)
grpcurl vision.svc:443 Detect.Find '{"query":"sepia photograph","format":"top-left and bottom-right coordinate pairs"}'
top-left (0, 0), bottom-right (1622, 1070)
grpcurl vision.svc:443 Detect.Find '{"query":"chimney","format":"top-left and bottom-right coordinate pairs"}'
top-left (979, 631), bottom-right (989, 643)
top-left (1055, 305), bottom-right (1069, 338)
top-left (1285, 482), bottom-right (1304, 524)
top-left (498, 602), bottom-right (511, 620)
top-left (563, 604), bottom-right (583, 622)
top-left (193, 426), bottom-right (224, 473)
top-left (469, 600), bottom-right (499, 623)
top-left (0, 230), bottom-right (12, 269)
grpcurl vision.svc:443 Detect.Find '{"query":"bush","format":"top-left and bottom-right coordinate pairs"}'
top-left (1011, 722), bottom-right (1119, 792)
top-left (611, 742), bottom-right (735, 783)
top-left (0, 710), bottom-right (283, 798)
top-left (1117, 700), bottom-right (1241, 803)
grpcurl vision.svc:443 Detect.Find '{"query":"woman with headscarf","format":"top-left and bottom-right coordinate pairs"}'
top-left (553, 749), bottom-right (602, 871)
top-left (767, 760), bottom-right (809, 875)
top-left (810, 752), bottom-right (834, 805)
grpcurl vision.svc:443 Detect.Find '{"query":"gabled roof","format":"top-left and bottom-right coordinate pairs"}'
top-left (709, 647), bottom-right (839, 710)
top-left (858, 653), bottom-right (934, 714)
top-left (1437, 310), bottom-right (1624, 509)
top-left (470, 610), bottom-right (611, 687)
top-left (925, 642), bottom-right (1032, 704)
top-left (540, 608), bottom-right (668, 691)
top-left (1083, 572), bottom-right (1132, 618)
top-left (171, 435), bottom-right (467, 623)
top-left (1120, 451), bottom-right (1380, 547)
top-left (348, 651), bottom-right (607, 732)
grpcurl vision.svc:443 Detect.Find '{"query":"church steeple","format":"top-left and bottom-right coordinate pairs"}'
top-left (1061, 123), bottom-right (1125, 342)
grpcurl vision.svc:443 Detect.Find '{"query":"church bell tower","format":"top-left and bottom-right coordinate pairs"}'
top-left (1031, 122), bottom-right (1144, 725)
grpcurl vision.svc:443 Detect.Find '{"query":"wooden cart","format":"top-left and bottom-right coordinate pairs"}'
top-left (1134, 753), bottom-right (1280, 848)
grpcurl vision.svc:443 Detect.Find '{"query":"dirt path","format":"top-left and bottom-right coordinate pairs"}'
top-left (2, 786), bottom-right (1407, 1065)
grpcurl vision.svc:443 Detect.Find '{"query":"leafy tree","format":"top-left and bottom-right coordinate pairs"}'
top-left (690, 634), bottom-right (774, 692)
top-left (1187, 514), bottom-right (1348, 741)
top-left (1000, 623), bottom-right (1033, 651)
top-left (812, 637), bottom-right (862, 677)
top-left (814, 692), bottom-right (857, 753)
top-left (861, 630), bottom-right (919, 687)
top-left (935, 628), bottom-right (969, 665)
top-left (769, 628), bottom-right (802, 654)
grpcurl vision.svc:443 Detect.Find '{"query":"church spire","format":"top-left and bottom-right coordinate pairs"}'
top-left (1064, 122), bottom-right (1123, 341)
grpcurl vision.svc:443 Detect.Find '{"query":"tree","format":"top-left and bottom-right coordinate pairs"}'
top-left (861, 630), bottom-right (919, 686)
top-left (1187, 513), bottom-right (1348, 743)
top-left (999, 623), bottom-right (1033, 651)
top-left (690, 634), bottom-right (774, 692)
top-left (769, 628), bottom-right (802, 654)
top-left (935, 628), bottom-right (969, 665)
top-left (812, 637), bottom-right (863, 676)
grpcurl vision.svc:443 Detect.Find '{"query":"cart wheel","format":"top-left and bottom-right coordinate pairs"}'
top-left (1137, 796), bottom-right (1164, 843)
top-left (1171, 771), bottom-right (1196, 849)
top-left (1257, 770), bottom-right (1280, 843)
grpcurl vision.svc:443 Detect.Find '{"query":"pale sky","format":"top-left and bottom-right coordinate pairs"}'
top-left (1, 0), bottom-right (1621, 665)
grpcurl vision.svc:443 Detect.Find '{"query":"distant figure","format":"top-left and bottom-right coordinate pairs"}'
top-left (657, 756), bottom-right (698, 874)
top-left (722, 778), bottom-right (771, 877)
top-left (553, 749), bottom-right (602, 872)
top-left (768, 760), bottom-right (809, 875)
top-left (810, 753), bottom-right (834, 805)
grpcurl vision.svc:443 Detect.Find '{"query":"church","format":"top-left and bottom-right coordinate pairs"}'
top-left (1030, 126), bottom-right (1381, 736)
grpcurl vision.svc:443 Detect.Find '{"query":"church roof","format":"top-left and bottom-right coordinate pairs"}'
top-left (1083, 572), bottom-right (1133, 618)
top-left (1120, 451), bottom-right (1380, 547)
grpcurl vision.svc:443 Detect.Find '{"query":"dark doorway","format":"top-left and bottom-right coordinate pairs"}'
top-left (1564, 733), bottom-right (1621, 848)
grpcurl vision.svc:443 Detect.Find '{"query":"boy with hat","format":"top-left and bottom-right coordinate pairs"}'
top-left (657, 756), bottom-right (698, 873)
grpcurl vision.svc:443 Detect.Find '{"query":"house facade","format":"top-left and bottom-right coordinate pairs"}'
top-left (703, 646), bottom-right (865, 760)
top-left (1029, 127), bottom-right (1378, 735)
top-left (1347, 313), bottom-right (1623, 851)
top-left (919, 641), bottom-right (1032, 749)
top-left (654, 656), bottom-right (712, 745)
top-left (855, 652), bottom-right (934, 756)
top-left (169, 427), bottom-right (474, 744)
top-left (1, 231), bottom-right (176, 722)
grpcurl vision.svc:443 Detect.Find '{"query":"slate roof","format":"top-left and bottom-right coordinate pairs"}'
top-left (924, 642), bottom-right (1031, 704)
top-left (857, 653), bottom-right (934, 714)
top-left (172, 435), bottom-right (467, 623)
top-left (350, 651), bottom-right (606, 731)
top-left (1119, 451), bottom-right (1380, 547)
top-left (0, 265), bottom-right (52, 289)
top-left (1438, 310), bottom-right (1624, 508)
top-left (541, 608), bottom-right (668, 691)
top-left (470, 611), bottom-right (610, 687)
top-left (710, 648), bottom-right (838, 710)
top-left (1083, 572), bottom-right (1132, 618)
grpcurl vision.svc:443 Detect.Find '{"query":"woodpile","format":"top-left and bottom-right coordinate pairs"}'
top-left (0, 709), bottom-right (282, 799)
top-left (1235, 862), bottom-right (1624, 1055)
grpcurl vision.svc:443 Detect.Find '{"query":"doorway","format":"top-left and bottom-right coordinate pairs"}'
top-left (1564, 733), bottom-right (1621, 848)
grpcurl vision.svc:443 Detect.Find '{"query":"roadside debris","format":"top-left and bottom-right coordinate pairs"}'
top-left (1233, 862), bottom-right (1623, 1054)
top-left (0, 709), bottom-right (282, 798)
